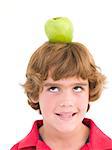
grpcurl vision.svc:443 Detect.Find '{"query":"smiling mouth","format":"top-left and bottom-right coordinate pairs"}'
top-left (55, 112), bottom-right (77, 120)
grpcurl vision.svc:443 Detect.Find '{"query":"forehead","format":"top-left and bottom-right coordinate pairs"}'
top-left (43, 76), bottom-right (88, 86)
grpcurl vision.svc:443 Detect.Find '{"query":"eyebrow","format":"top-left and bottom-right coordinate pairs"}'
top-left (43, 82), bottom-right (88, 87)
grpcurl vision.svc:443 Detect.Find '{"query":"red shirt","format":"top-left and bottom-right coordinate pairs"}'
top-left (11, 118), bottom-right (112, 150)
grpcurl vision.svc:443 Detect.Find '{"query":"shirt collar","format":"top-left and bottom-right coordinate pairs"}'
top-left (82, 118), bottom-right (112, 149)
top-left (18, 118), bottom-right (112, 149)
top-left (18, 120), bottom-right (43, 149)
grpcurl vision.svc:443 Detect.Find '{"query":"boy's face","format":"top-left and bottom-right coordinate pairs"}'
top-left (39, 75), bottom-right (89, 133)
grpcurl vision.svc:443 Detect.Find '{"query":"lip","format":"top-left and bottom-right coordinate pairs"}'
top-left (55, 112), bottom-right (77, 121)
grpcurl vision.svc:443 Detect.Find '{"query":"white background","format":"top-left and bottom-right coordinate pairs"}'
top-left (0, 0), bottom-right (112, 149)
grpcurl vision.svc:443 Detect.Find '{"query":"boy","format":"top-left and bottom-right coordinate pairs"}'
top-left (11, 42), bottom-right (112, 150)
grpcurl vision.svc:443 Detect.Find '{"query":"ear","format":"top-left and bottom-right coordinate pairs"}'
top-left (29, 97), bottom-right (39, 104)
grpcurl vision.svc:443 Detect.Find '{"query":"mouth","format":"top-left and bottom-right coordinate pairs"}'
top-left (55, 112), bottom-right (77, 120)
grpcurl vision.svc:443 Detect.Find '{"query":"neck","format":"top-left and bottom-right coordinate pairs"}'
top-left (39, 123), bottom-right (89, 150)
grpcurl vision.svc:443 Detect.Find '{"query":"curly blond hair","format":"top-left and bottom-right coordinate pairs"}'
top-left (23, 42), bottom-right (106, 112)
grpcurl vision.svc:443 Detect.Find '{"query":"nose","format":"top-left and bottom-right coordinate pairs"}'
top-left (59, 90), bottom-right (75, 107)
top-left (60, 102), bottom-right (73, 107)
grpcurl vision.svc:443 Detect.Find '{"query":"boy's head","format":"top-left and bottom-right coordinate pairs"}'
top-left (23, 42), bottom-right (106, 112)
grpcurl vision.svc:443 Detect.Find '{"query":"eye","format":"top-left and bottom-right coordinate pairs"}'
top-left (73, 86), bottom-right (83, 93)
top-left (48, 87), bottom-right (60, 93)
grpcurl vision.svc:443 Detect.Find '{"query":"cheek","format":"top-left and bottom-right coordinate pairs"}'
top-left (39, 94), bottom-right (56, 114)
top-left (77, 94), bottom-right (89, 110)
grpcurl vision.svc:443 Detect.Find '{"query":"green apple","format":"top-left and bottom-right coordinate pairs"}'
top-left (45, 17), bottom-right (73, 43)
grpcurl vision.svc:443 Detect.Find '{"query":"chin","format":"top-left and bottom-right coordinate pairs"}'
top-left (54, 123), bottom-right (79, 133)
top-left (54, 114), bottom-right (85, 133)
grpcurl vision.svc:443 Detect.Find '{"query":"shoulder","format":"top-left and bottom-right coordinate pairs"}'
top-left (10, 120), bottom-right (43, 150)
top-left (10, 143), bottom-right (19, 150)
top-left (10, 143), bottom-right (36, 150)
top-left (83, 118), bottom-right (112, 149)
